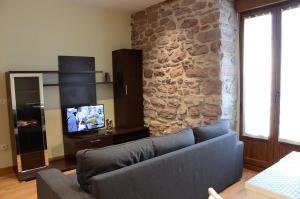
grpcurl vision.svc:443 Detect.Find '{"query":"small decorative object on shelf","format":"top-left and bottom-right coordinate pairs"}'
top-left (105, 72), bottom-right (111, 82)
top-left (96, 72), bottom-right (106, 83)
top-left (106, 119), bottom-right (113, 133)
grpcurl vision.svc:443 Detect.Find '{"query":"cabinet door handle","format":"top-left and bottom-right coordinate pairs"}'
top-left (125, 85), bottom-right (128, 96)
top-left (90, 139), bottom-right (101, 143)
top-left (274, 91), bottom-right (280, 103)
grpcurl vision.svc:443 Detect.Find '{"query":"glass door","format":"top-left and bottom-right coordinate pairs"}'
top-left (279, 6), bottom-right (300, 145)
top-left (241, 12), bottom-right (276, 170)
top-left (10, 73), bottom-right (48, 172)
top-left (243, 13), bottom-right (273, 139)
top-left (241, 3), bottom-right (300, 170)
top-left (274, 4), bottom-right (300, 159)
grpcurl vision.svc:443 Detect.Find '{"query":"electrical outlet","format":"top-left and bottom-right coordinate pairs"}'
top-left (0, 144), bottom-right (8, 151)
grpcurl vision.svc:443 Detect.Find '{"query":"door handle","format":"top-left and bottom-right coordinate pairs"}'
top-left (125, 85), bottom-right (128, 96)
top-left (90, 139), bottom-right (101, 143)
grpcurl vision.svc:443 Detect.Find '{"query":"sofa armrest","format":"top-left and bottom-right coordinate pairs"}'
top-left (36, 169), bottom-right (87, 199)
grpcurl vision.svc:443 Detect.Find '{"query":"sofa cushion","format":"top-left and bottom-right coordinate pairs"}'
top-left (151, 128), bottom-right (195, 156)
top-left (193, 119), bottom-right (230, 143)
top-left (76, 138), bottom-right (155, 192)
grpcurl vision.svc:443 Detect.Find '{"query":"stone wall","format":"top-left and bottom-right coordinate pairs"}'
top-left (131, 0), bottom-right (238, 135)
top-left (219, 0), bottom-right (238, 128)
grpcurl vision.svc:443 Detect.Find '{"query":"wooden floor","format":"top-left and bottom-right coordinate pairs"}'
top-left (220, 169), bottom-right (257, 199)
top-left (0, 168), bottom-right (257, 199)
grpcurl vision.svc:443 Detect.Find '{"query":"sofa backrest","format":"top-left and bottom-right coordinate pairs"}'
top-left (193, 119), bottom-right (230, 143)
top-left (89, 132), bottom-right (240, 199)
top-left (76, 128), bottom-right (195, 192)
top-left (76, 138), bottom-right (155, 192)
top-left (152, 128), bottom-right (195, 156)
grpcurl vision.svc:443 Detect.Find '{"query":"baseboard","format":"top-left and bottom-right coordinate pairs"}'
top-left (49, 155), bottom-right (65, 162)
top-left (0, 156), bottom-right (74, 180)
top-left (244, 163), bottom-right (264, 172)
top-left (0, 166), bottom-right (13, 174)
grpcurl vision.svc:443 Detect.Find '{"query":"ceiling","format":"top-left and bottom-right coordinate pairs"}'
top-left (68, 0), bottom-right (166, 13)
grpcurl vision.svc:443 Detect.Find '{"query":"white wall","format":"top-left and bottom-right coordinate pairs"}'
top-left (0, 0), bottom-right (132, 168)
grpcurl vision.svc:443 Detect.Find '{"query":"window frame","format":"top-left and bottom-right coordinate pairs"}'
top-left (239, 0), bottom-right (300, 141)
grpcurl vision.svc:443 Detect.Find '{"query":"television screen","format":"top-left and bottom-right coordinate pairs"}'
top-left (66, 105), bottom-right (105, 134)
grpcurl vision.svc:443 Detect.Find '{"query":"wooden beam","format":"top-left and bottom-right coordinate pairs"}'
top-left (236, 0), bottom-right (287, 12)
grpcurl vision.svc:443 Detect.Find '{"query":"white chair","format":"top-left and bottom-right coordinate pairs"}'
top-left (208, 187), bottom-right (223, 199)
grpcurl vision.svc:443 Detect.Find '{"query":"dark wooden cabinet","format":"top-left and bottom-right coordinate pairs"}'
top-left (76, 135), bottom-right (112, 150)
top-left (58, 56), bottom-right (97, 109)
top-left (63, 133), bottom-right (113, 161)
top-left (6, 72), bottom-right (48, 180)
top-left (113, 49), bottom-right (144, 128)
top-left (63, 127), bottom-right (149, 161)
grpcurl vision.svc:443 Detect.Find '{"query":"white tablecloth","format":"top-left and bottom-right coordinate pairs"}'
top-left (245, 152), bottom-right (300, 199)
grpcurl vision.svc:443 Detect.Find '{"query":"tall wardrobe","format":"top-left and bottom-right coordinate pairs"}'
top-left (112, 49), bottom-right (144, 128)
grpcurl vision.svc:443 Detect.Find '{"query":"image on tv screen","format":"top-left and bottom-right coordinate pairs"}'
top-left (66, 105), bottom-right (104, 133)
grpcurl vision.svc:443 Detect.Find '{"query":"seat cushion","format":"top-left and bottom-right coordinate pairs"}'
top-left (76, 138), bottom-right (155, 192)
top-left (151, 128), bottom-right (195, 156)
top-left (193, 119), bottom-right (230, 143)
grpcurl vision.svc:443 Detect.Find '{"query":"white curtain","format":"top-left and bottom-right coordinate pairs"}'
top-left (243, 14), bottom-right (272, 139)
top-left (279, 7), bottom-right (300, 145)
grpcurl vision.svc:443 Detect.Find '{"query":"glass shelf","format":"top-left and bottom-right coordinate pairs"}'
top-left (8, 70), bottom-right (110, 86)
top-left (44, 81), bottom-right (113, 87)
top-left (96, 81), bottom-right (113, 85)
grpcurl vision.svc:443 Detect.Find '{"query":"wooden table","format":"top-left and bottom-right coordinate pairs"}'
top-left (245, 151), bottom-right (300, 199)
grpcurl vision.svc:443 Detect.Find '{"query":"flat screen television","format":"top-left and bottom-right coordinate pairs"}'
top-left (66, 105), bottom-right (105, 134)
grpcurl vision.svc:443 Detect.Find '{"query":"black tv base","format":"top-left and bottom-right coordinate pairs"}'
top-left (17, 158), bottom-right (76, 181)
top-left (63, 126), bottom-right (150, 162)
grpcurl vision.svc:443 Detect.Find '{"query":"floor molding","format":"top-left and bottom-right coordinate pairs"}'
top-left (49, 155), bottom-right (65, 162)
top-left (0, 155), bottom-right (65, 174)
top-left (0, 166), bottom-right (13, 174)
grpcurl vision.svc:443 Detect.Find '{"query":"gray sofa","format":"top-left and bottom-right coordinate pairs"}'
top-left (37, 121), bottom-right (243, 199)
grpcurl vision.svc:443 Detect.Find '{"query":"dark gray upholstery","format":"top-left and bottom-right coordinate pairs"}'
top-left (193, 119), bottom-right (230, 143)
top-left (37, 130), bottom-right (243, 199)
top-left (76, 138), bottom-right (155, 192)
top-left (90, 132), bottom-right (242, 199)
top-left (151, 128), bottom-right (195, 156)
top-left (36, 169), bottom-right (90, 199)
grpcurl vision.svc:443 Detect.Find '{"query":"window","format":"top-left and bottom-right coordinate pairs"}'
top-left (241, 3), bottom-right (300, 145)
top-left (243, 13), bottom-right (272, 139)
top-left (279, 6), bottom-right (300, 144)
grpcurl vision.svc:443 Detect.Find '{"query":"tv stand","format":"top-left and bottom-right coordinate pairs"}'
top-left (63, 126), bottom-right (149, 162)
top-left (59, 55), bottom-right (149, 166)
